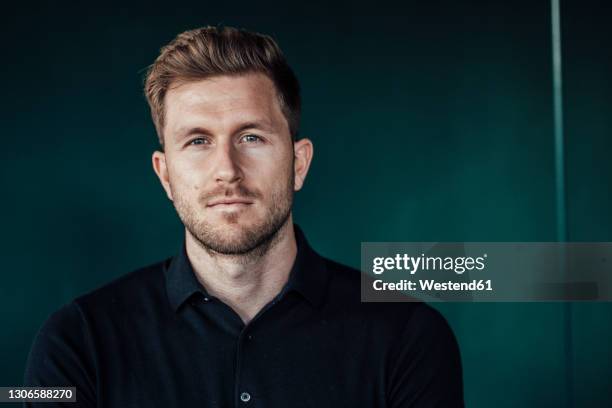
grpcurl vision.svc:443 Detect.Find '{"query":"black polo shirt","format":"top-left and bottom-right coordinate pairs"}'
top-left (24, 225), bottom-right (464, 407)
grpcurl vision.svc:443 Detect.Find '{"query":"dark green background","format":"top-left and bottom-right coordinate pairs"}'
top-left (2, 1), bottom-right (611, 406)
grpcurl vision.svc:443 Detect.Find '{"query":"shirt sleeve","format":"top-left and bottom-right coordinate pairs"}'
top-left (23, 302), bottom-right (97, 408)
top-left (387, 304), bottom-right (464, 408)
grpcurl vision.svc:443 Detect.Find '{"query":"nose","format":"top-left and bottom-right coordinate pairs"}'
top-left (211, 140), bottom-right (243, 185)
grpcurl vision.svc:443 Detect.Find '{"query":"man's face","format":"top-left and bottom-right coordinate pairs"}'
top-left (152, 73), bottom-right (311, 255)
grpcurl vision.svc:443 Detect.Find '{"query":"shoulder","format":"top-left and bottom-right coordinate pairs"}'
top-left (321, 256), bottom-right (453, 337)
top-left (25, 258), bottom-right (171, 384)
top-left (29, 301), bottom-right (87, 347)
top-left (24, 302), bottom-right (94, 393)
top-left (33, 257), bottom-right (170, 338)
top-left (318, 260), bottom-right (464, 404)
top-left (72, 258), bottom-right (170, 315)
top-left (30, 257), bottom-right (171, 352)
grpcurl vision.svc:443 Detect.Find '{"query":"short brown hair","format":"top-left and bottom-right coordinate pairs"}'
top-left (144, 26), bottom-right (301, 147)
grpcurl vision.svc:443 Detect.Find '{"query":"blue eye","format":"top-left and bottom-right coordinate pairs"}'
top-left (189, 137), bottom-right (208, 145)
top-left (241, 134), bottom-right (262, 143)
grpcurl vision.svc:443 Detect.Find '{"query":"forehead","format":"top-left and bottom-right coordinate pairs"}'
top-left (164, 73), bottom-right (287, 136)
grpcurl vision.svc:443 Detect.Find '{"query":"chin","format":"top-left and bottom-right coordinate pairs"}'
top-left (208, 220), bottom-right (257, 238)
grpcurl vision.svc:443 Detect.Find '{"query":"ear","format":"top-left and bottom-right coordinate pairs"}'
top-left (293, 138), bottom-right (314, 191)
top-left (152, 150), bottom-right (173, 201)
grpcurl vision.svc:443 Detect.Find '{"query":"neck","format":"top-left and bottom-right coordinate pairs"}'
top-left (185, 217), bottom-right (297, 325)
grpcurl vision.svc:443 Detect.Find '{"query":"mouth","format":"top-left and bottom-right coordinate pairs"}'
top-left (206, 198), bottom-right (254, 208)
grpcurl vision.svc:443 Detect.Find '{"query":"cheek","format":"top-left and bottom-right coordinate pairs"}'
top-left (253, 146), bottom-right (292, 173)
top-left (168, 162), bottom-right (205, 196)
top-left (253, 157), bottom-right (292, 188)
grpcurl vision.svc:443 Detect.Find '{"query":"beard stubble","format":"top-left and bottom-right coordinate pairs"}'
top-left (171, 166), bottom-right (295, 262)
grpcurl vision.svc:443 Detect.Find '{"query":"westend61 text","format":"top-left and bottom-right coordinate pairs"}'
top-left (373, 279), bottom-right (493, 292)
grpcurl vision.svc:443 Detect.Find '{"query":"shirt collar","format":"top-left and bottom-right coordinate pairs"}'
top-left (164, 224), bottom-right (329, 312)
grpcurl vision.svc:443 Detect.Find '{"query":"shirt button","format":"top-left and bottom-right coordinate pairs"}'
top-left (240, 392), bottom-right (251, 402)
top-left (247, 334), bottom-right (253, 340)
top-left (203, 297), bottom-right (210, 302)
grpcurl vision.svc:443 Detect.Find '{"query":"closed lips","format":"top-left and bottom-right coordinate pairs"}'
top-left (207, 199), bottom-right (253, 207)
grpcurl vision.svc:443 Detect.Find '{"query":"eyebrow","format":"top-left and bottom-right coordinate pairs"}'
top-left (175, 120), bottom-right (275, 140)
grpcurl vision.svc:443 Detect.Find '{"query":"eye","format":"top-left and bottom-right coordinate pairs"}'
top-left (188, 137), bottom-right (209, 146)
top-left (240, 134), bottom-right (263, 144)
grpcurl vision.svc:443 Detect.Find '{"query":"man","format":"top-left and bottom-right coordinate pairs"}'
top-left (24, 26), bottom-right (464, 407)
